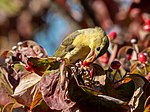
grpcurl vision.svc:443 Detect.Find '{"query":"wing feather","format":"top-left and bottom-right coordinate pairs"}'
top-left (53, 31), bottom-right (81, 57)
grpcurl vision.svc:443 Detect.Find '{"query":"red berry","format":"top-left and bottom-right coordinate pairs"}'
top-left (145, 19), bottom-right (150, 25)
top-left (126, 54), bottom-right (131, 60)
top-left (130, 38), bottom-right (138, 44)
top-left (143, 19), bottom-right (150, 31)
top-left (25, 65), bottom-right (32, 71)
top-left (138, 52), bottom-right (147, 63)
top-left (110, 60), bottom-right (121, 69)
top-left (82, 61), bottom-right (90, 67)
top-left (143, 24), bottom-right (150, 31)
top-left (108, 32), bottom-right (117, 40)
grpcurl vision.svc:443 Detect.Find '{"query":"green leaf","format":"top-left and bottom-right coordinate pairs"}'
top-left (27, 57), bottom-right (60, 76)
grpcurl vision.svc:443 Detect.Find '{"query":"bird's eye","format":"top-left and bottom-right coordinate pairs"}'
top-left (96, 47), bottom-right (100, 51)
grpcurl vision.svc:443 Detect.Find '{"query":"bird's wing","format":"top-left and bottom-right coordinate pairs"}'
top-left (53, 30), bottom-right (81, 57)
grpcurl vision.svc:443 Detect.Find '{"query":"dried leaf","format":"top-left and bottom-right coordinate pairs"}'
top-left (30, 89), bottom-right (43, 111)
top-left (126, 74), bottom-right (149, 111)
top-left (12, 72), bottom-right (41, 107)
top-left (144, 104), bottom-right (150, 112)
top-left (19, 40), bottom-right (48, 58)
top-left (68, 76), bottom-right (129, 112)
top-left (144, 96), bottom-right (150, 109)
top-left (115, 80), bottom-right (135, 101)
top-left (2, 102), bottom-right (15, 112)
top-left (39, 70), bottom-right (75, 111)
top-left (0, 67), bottom-right (13, 94)
top-left (0, 67), bottom-right (14, 106)
top-left (127, 74), bottom-right (149, 90)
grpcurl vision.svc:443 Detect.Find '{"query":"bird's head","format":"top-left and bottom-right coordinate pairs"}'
top-left (83, 27), bottom-right (109, 66)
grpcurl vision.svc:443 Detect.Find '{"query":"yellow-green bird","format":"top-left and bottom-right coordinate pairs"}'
top-left (54, 27), bottom-right (109, 89)
top-left (54, 27), bottom-right (109, 66)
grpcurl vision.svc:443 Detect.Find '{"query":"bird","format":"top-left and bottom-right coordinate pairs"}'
top-left (54, 27), bottom-right (109, 89)
top-left (54, 27), bottom-right (109, 66)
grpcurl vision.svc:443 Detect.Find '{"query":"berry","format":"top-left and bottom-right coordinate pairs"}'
top-left (108, 32), bottom-right (117, 40)
top-left (138, 52), bottom-right (147, 63)
top-left (143, 19), bottom-right (150, 31)
top-left (126, 48), bottom-right (133, 60)
top-left (145, 19), bottom-right (150, 25)
top-left (25, 65), bottom-right (32, 72)
top-left (82, 61), bottom-right (90, 67)
top-left (126, 54), bottom-right (132, 60)
top-left (143, 24), bottom-right (150, 31)
top-left (110, 60), bottom-right (121, 69)
top-left (130, 38), bottom-right (138, 44)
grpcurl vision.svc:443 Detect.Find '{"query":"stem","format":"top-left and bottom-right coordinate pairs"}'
top-left (112, 70), bottom-right (118, 83)
top-left (133, 44), bottom-right (139, 59)
top-left (143, 64), bottom-right (148, 76)
top-left (108, 44), bottom-right (118, 65)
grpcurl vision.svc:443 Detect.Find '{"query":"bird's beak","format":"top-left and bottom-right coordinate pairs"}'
top-left (83, 50), bottom-right (96, 66)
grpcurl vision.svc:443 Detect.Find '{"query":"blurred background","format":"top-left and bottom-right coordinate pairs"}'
top-left (0, 0), bottom-right (150, 56)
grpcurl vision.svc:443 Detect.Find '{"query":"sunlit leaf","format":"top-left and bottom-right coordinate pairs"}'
top-left (27, 57), bottom-right (60, 75)
top-left (130, 62), bottom-right (150, 77)
top-left (144, 104), bottom-right (150, 112)
top-left (128, 87), bottom-right (144, 112)
top-left (30, 89), bottom-right (43, 111)
top-left (126, 74), bottom-right (149, 111)
top-left (12, 72), bottom-right (41, 107)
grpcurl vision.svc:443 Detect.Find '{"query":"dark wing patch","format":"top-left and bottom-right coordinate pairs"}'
top-left (53, 31), bottom-right (81, 57)
top-left (65, 44), bottom-right (75, 52)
